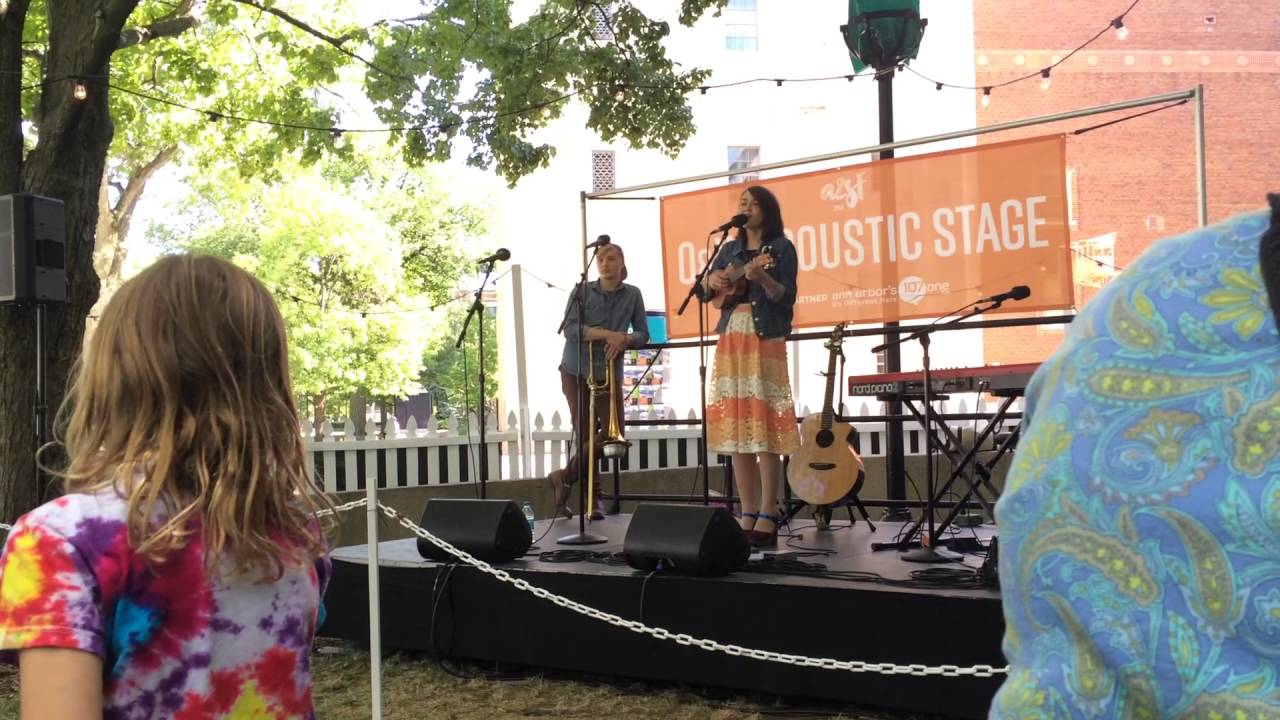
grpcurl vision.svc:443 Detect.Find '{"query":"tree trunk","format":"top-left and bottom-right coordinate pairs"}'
top-left (349, 394), bottom-right (367, 439)
top-left (0, 0), bottom-right (140, 522)
top-left (312, 393), bottom-right (326, 440)
top-left (87, 145), bottom-right (178, 339)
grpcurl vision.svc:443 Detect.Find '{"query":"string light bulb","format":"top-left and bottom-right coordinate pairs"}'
top-left (72, 82), bottom-right (88, 101)
top-left (1112, 17), bottom-right (1129, 40)
top-left (981, 87), bottom-right (992, 108)
top-left (0, 0), bottom-right (9, 17)
top-left (1039, 69), bottom-right (1052, 91)
top-left (935, 82), bottom-right (943, 91)
top-left (614, 89), bottom-right (625, 102)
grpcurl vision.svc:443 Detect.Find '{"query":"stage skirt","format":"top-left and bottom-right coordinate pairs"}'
top-left (707, 305), bottom-right (801, 455)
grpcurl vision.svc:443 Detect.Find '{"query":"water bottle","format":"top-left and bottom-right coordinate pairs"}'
top-left (521, 501), bottom-right (536, 532)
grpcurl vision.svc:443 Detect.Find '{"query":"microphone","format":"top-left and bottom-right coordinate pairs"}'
top-left (979, 285), bottom-right (1031, 303)
top-left (713, 214), bottom-right (749, 233)
top-left (478, 248), bottom-right (511, 265)
top-left (585, 234), bottom-right (611, 249)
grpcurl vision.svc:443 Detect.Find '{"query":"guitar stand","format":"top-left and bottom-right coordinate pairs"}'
top-left (780, 469), bottom-right (876, 532)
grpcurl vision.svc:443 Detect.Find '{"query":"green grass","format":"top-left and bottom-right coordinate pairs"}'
top-left (0, 640), bottom-right (925, 719)
top-left (0, 663), bottom-right (15, 718)
top-left (310, 639), bottom-right (915, 720)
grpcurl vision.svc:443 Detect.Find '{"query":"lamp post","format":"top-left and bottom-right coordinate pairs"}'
top-left (841, 1), bottom-right (925, 521)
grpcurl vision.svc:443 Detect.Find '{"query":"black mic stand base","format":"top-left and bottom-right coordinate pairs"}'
top-left (901, 545), bottom-right (963, 563)
top-left (555, 531), bottom-right (608, 545)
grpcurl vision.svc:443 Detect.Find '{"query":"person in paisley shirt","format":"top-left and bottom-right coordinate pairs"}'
top-left (0, 255), bottom-right (333, 719)
top-left (991, 194), bottom-right (1280, 719)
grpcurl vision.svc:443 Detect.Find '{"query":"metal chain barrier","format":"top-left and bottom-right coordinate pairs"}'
top-left (316, 498), bottom-right (371, 518)
top-left (0, 499), bottom-right (1007, 677)
top-left (376, 501), bottom-right (1007, 679)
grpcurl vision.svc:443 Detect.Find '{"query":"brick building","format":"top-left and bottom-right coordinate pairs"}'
top-left (970, 0), bottom-right (1280, 364)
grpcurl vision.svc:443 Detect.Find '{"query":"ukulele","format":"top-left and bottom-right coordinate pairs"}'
top-left (706, 244), bottom-right (777, 309)
top-left (787, 323), bottom-right (865, 505)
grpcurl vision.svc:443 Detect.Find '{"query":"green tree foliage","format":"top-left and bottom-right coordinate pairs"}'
top-left (420, 304), bottom-right (499, 425)
top-left (154, 152), bottom-right (483, 428)
top-left (0, 0), bottom-right (728, 519)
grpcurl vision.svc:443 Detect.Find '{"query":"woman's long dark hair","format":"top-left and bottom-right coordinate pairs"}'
top-left (738, 185), bottom-right (786, 242)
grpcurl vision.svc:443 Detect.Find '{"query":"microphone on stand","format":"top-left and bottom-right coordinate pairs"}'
top-left (585, 234), bottom-right (611, 249)
top-left (478, 248), bottom-right (511, 265)
top-left (713, 214), bottom-right (749, 233)
top-left (978, 285), bottom-right (1031, 303)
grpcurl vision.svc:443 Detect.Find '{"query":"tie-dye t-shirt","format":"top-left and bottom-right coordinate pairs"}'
top-left (991, 209), bottom-right (1280, 718)
top-left (0, 489), bottom-right (330, 719)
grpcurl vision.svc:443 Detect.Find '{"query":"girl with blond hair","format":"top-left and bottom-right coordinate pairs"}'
top-left (0, 255), bottom-right (333, 719)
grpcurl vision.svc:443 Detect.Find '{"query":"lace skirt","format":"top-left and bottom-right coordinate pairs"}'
top-left (707, 306), bottom-right (800, 455)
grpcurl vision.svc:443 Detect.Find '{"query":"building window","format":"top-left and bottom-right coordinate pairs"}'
top-left (590, 4), bottom-right (613, 42)
top-left (728, 146), bottom-right (760, 184)
top-left (1071, 232), bottom-right (1117, 289)
top-left (725, 0), bottom-right (758, 51)
top-left (591, 150), bottom-right (615, 192)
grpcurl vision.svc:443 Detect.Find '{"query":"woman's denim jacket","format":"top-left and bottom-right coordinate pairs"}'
top-left (707, 234), bottom-right (798, 339)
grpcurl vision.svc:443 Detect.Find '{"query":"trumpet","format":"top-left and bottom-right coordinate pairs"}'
top-left (584, 342), bottom-right (631, 515)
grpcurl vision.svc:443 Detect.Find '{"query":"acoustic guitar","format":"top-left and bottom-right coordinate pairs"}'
top-left (787, 323), bottom-right (864, 505)
top-left (707, 244), bottom-right (776, 309)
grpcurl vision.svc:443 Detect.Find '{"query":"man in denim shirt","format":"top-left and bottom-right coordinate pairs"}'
top-left (550, 244), bottom-right (648, 520)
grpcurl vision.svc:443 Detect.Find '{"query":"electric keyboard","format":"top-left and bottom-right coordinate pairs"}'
top-left (847, 362), bottom-right (1040, 399)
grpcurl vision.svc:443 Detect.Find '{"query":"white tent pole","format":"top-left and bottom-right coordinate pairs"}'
top-left (587, 88), bottom-right (1200, 198)
top-left (1193, 83), bottom-right (1208, 227)
top-left (511, 263), bottom-right (533, 477)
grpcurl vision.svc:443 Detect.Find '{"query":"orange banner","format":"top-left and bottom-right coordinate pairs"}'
top-left (659, 135), bottom-right (1073, 339)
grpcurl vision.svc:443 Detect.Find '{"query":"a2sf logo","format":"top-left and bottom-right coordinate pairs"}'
top-left (819, 173), bottom-right (867, 210)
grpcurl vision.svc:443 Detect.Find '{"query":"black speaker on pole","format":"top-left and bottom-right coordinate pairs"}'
top-left (623, 504), bottom-right (750, 577)
top-left (415, 498), bottom-right (532, 563)
top-left (0, 193), bottom-right (66, 305)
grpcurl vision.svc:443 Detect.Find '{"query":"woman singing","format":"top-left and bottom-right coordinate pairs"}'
top-left (703, 186), bottom-right (800, 547)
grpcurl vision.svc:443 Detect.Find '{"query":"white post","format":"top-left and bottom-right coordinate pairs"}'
top-left (510, 263), bottom-right (534, 477)
top-left (365, 468), bottom-right (382, 718)
top-left (1193, 83), bottom-right (1208, 228)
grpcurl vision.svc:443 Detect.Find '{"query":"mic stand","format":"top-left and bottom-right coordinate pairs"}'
top-left (677, 227), bottom-right (732, 507)
top-left (34, 303), bottom-right (49, 504)
top-left (455, 258), bottom-right (498, 499)
top-left (870, 297), bottom-right (1007, 563)
top-left (558, 243), bottom-right (608, 545)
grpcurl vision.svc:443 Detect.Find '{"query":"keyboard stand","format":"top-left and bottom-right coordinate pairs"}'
top-left (893, 392), bottom-right (1021, 545)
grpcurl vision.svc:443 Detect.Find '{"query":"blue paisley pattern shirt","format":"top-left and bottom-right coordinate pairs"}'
top-left (992, 209), bottom-right (1280, 719)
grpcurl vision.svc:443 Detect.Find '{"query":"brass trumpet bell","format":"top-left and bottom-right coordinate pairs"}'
top-left (589, 343), bottom-right (631, 461)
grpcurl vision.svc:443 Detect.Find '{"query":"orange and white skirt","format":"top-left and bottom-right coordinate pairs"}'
top-left (707, 306), bottom-right (801, 455)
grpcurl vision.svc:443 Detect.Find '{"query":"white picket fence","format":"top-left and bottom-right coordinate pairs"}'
top-left (302, 396), bottom-right (1021, 492)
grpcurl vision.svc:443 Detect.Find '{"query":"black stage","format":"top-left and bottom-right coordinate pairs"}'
top-left (320, 514), bottom-right (1007, 719)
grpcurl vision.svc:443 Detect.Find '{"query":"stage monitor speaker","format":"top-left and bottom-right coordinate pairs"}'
top-left (415, 498), bottom-right (532, 564)
top-left (0, 193), bottom-right (66, 304)
top-left (623, 504), bottom-right (750, 577)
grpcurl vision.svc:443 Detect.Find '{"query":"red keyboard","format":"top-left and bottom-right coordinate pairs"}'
top-left (847, 362), bottom-right (1040, 398)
